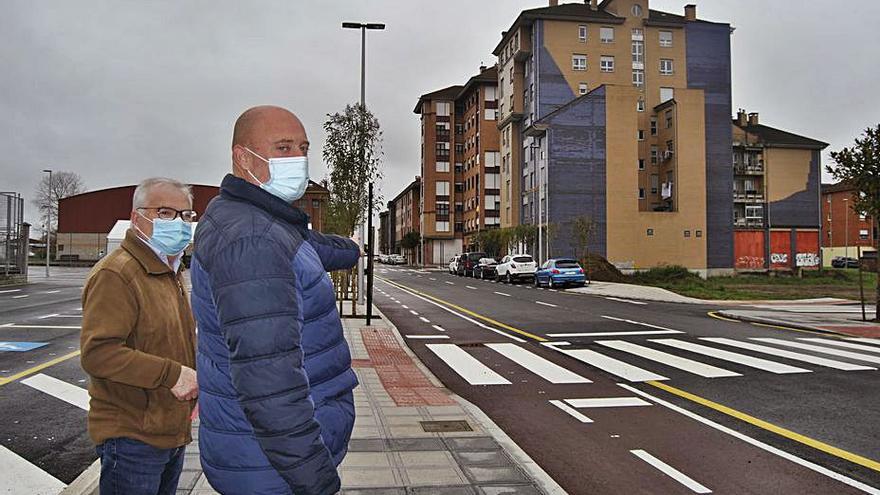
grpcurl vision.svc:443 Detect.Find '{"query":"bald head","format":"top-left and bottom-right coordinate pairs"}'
top-left (231, 105), bottom-right (310, 185)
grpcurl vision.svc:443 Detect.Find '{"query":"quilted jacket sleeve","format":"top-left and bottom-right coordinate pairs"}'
top-left (204, 235), bottom-right (340, 495)
top-left (307, 229), bottom-right (360, 272)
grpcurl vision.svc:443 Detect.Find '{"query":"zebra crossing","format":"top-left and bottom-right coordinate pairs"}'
top-left (421, 336), bottom-right (880, 386)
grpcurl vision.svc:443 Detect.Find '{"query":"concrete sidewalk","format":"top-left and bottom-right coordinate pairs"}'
top-left (719, 304), bottom-right (880, 338)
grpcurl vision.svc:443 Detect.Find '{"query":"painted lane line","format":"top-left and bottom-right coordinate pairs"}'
top-left (751, 338), bottom-right (880, 365)
top-left (42, 290), bottom-right (62, 294)
top-left (38, 314), bottom-right (59, 319)
top-left (445, 281), bottom-right (455, 285)
top-left (402, 305), bottom-right (410, 309)
top-left (604, 297), bottom-right (648, 305)
top-left (799, 338), bottom-right (880, 355)
top-left (623, 383), bottom-right (880, 494)
top-left (494, 291), bottom-right (511, 297)
top-left (565, 397), bottom-right (652, 408)
top-left (486, 343), bottom-right (591, 384)
top-left (846, 337), bottom-right (880, 346)
top-left (419, 316), bottom-right (431, 323)
top-left (597, 340), bottom-right (740, 378)
top-left (549, 400), bottom-right (593, 423)
top-left (409, 310), bottom-right (419, 316)
top-left (0, 324), bottom-right (81, 329)
top-left (12, 295), bottom-right (29, 299)
top-left (426, 344), bottom-right (511, 385)
top-left (630, 449), bottom-right (712, 493)
top-left (466, 286), bottom-right (478, 290)
top-left (546, 330), bottom-right (681, 338)
top-left (22, 373), bottom-right (90, 410)
top-left (700, 338), bottom-right (875, 372)
top-left (0, 289), bottom-right (22, 294)
top-left (535, 301), bottom-right (557, 308)
top-left (544, 341), bottom-right (571, 346)
top-left (54, 315), bottom-right (82, 318)
top-left (601, 315), bottom-right (681, 332)
top-left (549, 289), bottom-right (558, 292)
top-left (432, 325), bottom-right (446, 332)
top-left (550, 347), bottom-right (668, 382)
top-left (429, 278), bottom-right (437, 281)
top-left (0, 445), bottom-right (65, 494)
top-left (406, 335), bottom-right (450, 340)
top-left (652, 339), bottom-right (811, 374)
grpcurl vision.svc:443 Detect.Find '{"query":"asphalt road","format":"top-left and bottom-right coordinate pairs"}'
top-left (375, 265), bottom-right (880, 495)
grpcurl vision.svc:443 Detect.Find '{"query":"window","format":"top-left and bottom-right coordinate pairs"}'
top-left (436, 221), bottom-right (450, 232)
top-left (651, 174), bottom-right (659, 194)
top-left (579, 83), bottom-right (589, 95)
top-left (859, 213), bottom-right (867, 221)
top-left (632, 40), bottom-right (644, 64)
top-left (484, 86), bottom-right (497, 101)
top-left (484, 109), bottom-right (497, 120)
top-left (665, 110), bottom-right (673, 128)
top-left (455, 143), bottom-right (464, 154)
top-left (600, 27), bottom-right (614, 43)
top-left (647, 228), bottom-right (654, 236)
top-left (860, 229), bottom-right (870, 240)
top-left (639, 188), bottom-right (646, 199)
top-left (650, 118), bottom-right (657, 135)
top-left (572, 54), bottom-right (587, 71)
top-left (436, 161), bottom-right (450, 173)
top-left (659, 30), bottom-right (673, 47)
top-left (745, 205), bottom-right (763, 219)
top-left (435, 142), bottom-right (450, 159)
top-left (651, 146), bottom-right (658, 164)
top-left (436, 181), bottom-right (449, 196)
top-left (660, 87), bottom-right (674, 102)
top-left (485, 173), bottom-right (501, 189)
top-left (638, 130), bottom-right (645, 141)
top-left (436, 102), bottom-right (450, 116)
top-left (667, 140), bottom-right (675, 153)
top-left (638, 159), bottom-right (645, 170)
top-left (637, 98), bottom-right (645, 112)
top-left (455, 182), bottom-right (464, 193)
top-left (484, 151), bottom-right (500, 167)
top-left (436, 201), bottom-right (450, 217)
top-left (632, 69), bottom-right (644, 87)
top-left (312, 199), bottom-right (320, 208)
top-left (578, 25), bottom-right (587, 42)
top-left (631, 28), bottom-right (643, 40)
top-left (600, 56), bottom-right (615, 72)
top-left (631, 4), bottom-right (643, 16)
top-left (660, 59), bottom-right (674, 75)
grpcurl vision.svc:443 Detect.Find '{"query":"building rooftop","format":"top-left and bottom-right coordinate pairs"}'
top-left (821, 182), bottom-right (858, 194)
top-left (414, 85), bottom-right (464, 114)
top-left (457, 66), bottom-right (498, 99)
top-left (734, 121), bottom-right (829, 149)
top-left (390, 177), bottom-right (421, 204)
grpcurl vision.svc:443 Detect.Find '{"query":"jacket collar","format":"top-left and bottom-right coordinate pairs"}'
top-left (121, 229), bottom-right (174, 275)
top-left (219, 174), bottom-right (310, 235)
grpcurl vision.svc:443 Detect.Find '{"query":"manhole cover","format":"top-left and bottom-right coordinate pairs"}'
top-left (420, 420), bottom-right (473, 433)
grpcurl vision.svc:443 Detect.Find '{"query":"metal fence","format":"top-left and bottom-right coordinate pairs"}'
top-left (0, 192), bottom-right (27, 282)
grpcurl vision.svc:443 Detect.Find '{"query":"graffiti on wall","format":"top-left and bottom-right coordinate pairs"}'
top-left (736, 256), bottom-right (764, 269)
top-left (796, 252), bottom-right (819, 267)
top-left (770, 253), bottom-right (788, 264)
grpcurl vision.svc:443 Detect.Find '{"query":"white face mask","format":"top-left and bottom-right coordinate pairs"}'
top-left (243, 148), bottom-right (309, 203)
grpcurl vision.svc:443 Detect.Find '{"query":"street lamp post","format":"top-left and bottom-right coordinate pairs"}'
top-left (844, 197), bottom-right (849, 261)
top-left (343, 21), bottom-right (385, 326)
top-left (42, 169), bottom-right (52, 277)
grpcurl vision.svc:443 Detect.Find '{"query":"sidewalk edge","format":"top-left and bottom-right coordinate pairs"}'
top-left (716, 311), bottom-right (850, 337)
top-left (59, 458), bottom-right (99, 495)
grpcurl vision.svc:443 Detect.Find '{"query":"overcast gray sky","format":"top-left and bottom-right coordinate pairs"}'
top-left (3, 0), bottom-right (878, 229)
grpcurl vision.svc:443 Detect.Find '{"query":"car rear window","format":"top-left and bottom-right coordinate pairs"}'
top-left (513, 256), bottom-right (533, 263)
top-left (468, 253), bottom-right (486, 261)
top-left (555, 260), bottom-right (580, 268)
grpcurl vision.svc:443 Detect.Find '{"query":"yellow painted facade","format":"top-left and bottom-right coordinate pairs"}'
top-left (765, 147), bottom-right (813, 202)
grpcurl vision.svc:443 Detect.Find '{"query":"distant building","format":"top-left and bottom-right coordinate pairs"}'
top-left (390, 177), bottom-right (421, 263)
top-left (822, 182), bottom-right (878, 265)
top-left (378, 210), bottom-right (390, 255)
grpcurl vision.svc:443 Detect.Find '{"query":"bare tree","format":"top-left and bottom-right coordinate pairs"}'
top-left (571, 215), bottom-right (598, 279)
top-left (32, 171), bottom-right (85, 231)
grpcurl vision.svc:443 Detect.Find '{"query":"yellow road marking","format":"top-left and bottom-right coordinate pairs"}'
top-left (0, 350), bottom-right (81, 387)
top-left (380, 277), bottom-right (547, 342)
top-left (707, 311), bottom-right (740, 322)
top-left (647, 380), bottom-right (880, 473)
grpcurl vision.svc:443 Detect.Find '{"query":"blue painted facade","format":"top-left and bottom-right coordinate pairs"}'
top-left (686, 21), bottom-right (734, 269)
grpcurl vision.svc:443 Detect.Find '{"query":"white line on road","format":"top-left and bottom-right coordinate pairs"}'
top-left (549, 347), bottom-right (668, 382)
top-left (419, 316), bottom-right (430, 323)
top-left (466, 286), bottom-right (478, 290)
top-left (432, 325), bottom-right (446, 332)
top-left (53, 315), bottom-right (82, 318)
top-left (846, 337), bottom-right (880, 346)
top-left (798, 338), bottom-right (880, 355)
top-left (751, 338), bottom-right (880, 365)
top-left (402, 305), bottom-right (409, 309)
top-left (486, 343), bottom-right (591, 384)
top-left (405, 335), bottom-right (450, 340)
top-left (0, 324), bottom-right (81, 329)
top-left (700, 338), bottom-right (875, 371)
top-left (549, 400), bottom-right (593, 423)
top-left (619, 384), bottom-right (880, 495)
top-left (546, 330), bottom-right (681, 338)
top-left (12, 295), bottom-right (29, 299)
top-left (0, 445), bottom-right (65, 494)
top-left (445, 281), bottom-right (455, 285)
top-left (652, 339), bottom-right (811, 374)
top-left (494, 291), bottom-right (511, 297)
top-left (38, 314), bottom-right (59, 319)
top-left (429, 278), bottom-right (437, 281)
top-left (409, 310), bottom-right (419, 316)
top-left (22, 373), bottom-right (90, 410)
top-left (535, 301), bottom-right (557, 308)
top-left (630, 449), bottom-right (712, 493)
top-left (42, 290), bottom-right (62, 294)
top-left (601, 315), bottom-right (681, 332)
top-left (0, 289), bottom-right (22, 294)
top-left (597, 340), bottom-right (741, 378)
top-left (565, 397), bottom-right (652, 408)
top-left (605, 297), bottom-right (648, 305)
top-left (426, 344), bottom-right (511, 385)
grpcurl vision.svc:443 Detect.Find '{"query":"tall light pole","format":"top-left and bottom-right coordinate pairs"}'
top-left (844, 197), bottom-right (849, 261)
top-left (42, 169), bottom-right (52, 277)
top-left (343, 21), bottom-right (385, 325)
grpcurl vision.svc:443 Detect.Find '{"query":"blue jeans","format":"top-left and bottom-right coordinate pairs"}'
top-left (96, 438), bottom-right (185, 495)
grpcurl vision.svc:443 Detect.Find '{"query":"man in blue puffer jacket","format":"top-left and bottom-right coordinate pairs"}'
top-left (190, 105), bottom-right (360, 494)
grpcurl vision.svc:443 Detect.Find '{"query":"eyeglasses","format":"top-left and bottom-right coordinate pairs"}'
top-left (137, 207), bottom-right (198, 223)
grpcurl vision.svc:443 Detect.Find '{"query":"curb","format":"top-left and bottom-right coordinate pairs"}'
top-left (716, 311), bottom-right (852, 337)
top-left (60, 458), bottom-right (99, 495)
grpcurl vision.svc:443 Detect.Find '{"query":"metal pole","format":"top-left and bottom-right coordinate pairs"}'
top-left (845, 198), bottom-right (849, 262)
top-left (46, 170), bottom-right (52, 278)
top-left (858, 244), bottom-right (866, 321)
top-left (356, 26), bottom-right (366, 307)
top-left (366, 183), bottom-right (374, 325)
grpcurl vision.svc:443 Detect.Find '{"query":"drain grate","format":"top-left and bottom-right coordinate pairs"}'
top-left (420, 420), bottom-right (473, 433)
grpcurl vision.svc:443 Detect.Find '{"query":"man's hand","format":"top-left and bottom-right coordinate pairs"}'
top-left (171, 366), bottom-right (198, 401)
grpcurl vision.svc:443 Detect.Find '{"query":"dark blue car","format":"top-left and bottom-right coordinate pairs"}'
top-left (534, 258), bottom-right (587, 288)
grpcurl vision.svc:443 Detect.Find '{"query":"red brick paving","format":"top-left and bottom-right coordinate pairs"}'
top-left (819, 325), bottom-right (880, 338)
top-left (360, 327), bottom-right (456, 406)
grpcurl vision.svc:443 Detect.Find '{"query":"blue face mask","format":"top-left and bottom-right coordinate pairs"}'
top-left (244, 148), bottom-right (309, 203)
top-left (136, 213), bottom-right (193, 256)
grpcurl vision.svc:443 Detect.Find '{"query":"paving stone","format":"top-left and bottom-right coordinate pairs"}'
top-left (387, 437), bottom-right (446, 451)
top-left (398, 451), bottom-right (456, 468)
top-left (182, 453), bottom-right (201, 471)
top-left (381, 407), bottom-right (423, 416)
top-left (477, 485), bottom-right (543, 495)
top-left (461, 466), bottom-right (529, 484)
top-left (348, 438), bottom-right (387, 452)
top-left (384, 415), bottom-right (423, 426)
top-left (445, 437), bottom-right (501, 452)
top-left (454, 450), bottom-right (515, 468)
top-left (403, 466), bottom-right (468, 486)
top-left (389, 425), bottom-right (435, 438)
top-left (410, 487), bottom-right (477, 495)
top-left (340, 452), bottom-right (392, 468)
top-left (340, 467), bottom-right (402, 488)
top-left (341, 489), bottom-right (407, 495)
top-left (176, 469), bottom-right (200, 490)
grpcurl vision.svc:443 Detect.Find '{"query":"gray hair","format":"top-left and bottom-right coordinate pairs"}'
top-left (132, 177), bottom-right (193, 210)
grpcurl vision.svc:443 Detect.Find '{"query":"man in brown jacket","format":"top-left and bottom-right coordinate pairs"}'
top-left (80, 177), bottom-right (198, 495)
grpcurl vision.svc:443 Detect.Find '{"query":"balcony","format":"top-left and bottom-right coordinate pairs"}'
top-left (734, 218), bottom-right (764, 228)
top-left (661, 182), bottom-right (674, 200)
top-left (436, 131), bottom-right (450, 142)
top-left (733, 190), bottom-right (764, 202)
top-left (734, 163), bottom-right (764, 175)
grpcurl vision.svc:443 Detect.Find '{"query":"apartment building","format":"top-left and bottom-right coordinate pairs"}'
top-left (494, 0), bottom-right (733, 275)
top-left (822, 182), bottom-right (878, 265)
top-left (391, 177), bottom-right (421, 263)
top-left (731, 110), bottom-right (828, 271)
top-left (414, 66), bottom-right (501, 263)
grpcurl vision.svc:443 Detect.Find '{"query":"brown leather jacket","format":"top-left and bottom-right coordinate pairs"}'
top-left (80, 229), bottom-right (196, 449)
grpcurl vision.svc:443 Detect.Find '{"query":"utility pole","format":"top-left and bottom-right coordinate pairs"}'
top-left (844, 197), bottom-right (849, 261)
top-left (42, 169), bottom-right (52, 277)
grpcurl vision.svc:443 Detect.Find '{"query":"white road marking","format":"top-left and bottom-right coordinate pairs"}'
top-left (12, 295), bottom-right (29, 299)
top-left (419, 316), bottom-right (431, 323)
top-left (799, 338), bottom-right (880, 355)
top-left (402, 305), bottom-right (409, 309)
top-left (565, 397), bottom-right (652, 408)
top-left (429, 278), bottom-right (437, 281)
top-left (53, 315), bottom-right (82, 318)
top-left (466, 286), bottom-right (478, 290)
top-left (630, 449), bottom-right (712, 493)
top-left (549, 347), bottom-right (668, 382)
top-left (543, 341), bottom-right (571, 346)
top-left (653, 339), bottom-right (811, 374)
top-left (597, 340), bottom-right (740, 378)
top-left (406, 335), bottom-right (450, 340)
top-left (0, 445), bottom-right (65, 494)
top-left (535, 301), bottom-right (557, 308)
top-left (846, 337), bottom-right (880, 346)
top-left (409, 310), bottom-right (419, 316)
top-left (38, 314), bottom-right (59, 319)
top-left (751, 338), bottom-right (880, 365)
top-left (549, 400), bottom-right (593, 423)
top-left (432, 325), bottom-right (446, 332)
top-left (486, 343), bottom-right (591, 384)
top-left (445, 281), bottom-right (455, 285)
top-left (22, 373), bottom-right (90, 410)
top-left (619, 384), bottom-right (880, 495)
top-left (0, 289), bottom-right (22, 294)
top-left (0, 324), bottom-right (81, 329)
top-left (701, 338), bottom-right (875, 371)
top-left (549, 289), bottom-right (558, 292)
top-left (546, 330), bottom-right (681, 337)
top-left (601, 315), bottom-right (680, 332)
top-left (42, 290), bottom-right (62, 294)
top-left (494, 291), bottom-right (511, 297)
top-left (426, 344), bottom-right (511, 385)
top-left (605, 297), bottom-right (648, 305)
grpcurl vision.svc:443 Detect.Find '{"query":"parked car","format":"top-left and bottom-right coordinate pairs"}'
top-left (448, 255), bottom-right (461, 274)
top-left (456, 252), bottom-right (487, 277)
top-left (474, 258), bottom-right (498, 280)
top-left (496, 254), bottom-right (537, 283)
top-left (831, 256), bottom-right (860, 269)
top-left (535, 258), bottom-right (587, 288)
top-left (389, 254), bottom-right (407, 265)
top-left (378, 254), bottom-right (390, 264)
